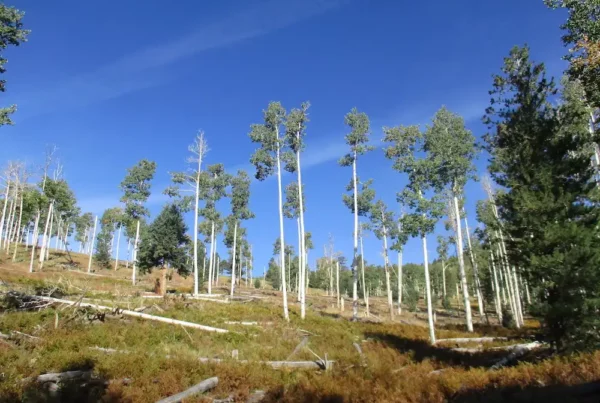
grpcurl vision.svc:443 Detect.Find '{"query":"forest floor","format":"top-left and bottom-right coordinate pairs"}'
top-left (1, 246), bottom-right (600, 402)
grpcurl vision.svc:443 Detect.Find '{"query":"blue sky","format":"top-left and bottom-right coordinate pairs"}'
top-left (1, 0), bottom-right (568, 274)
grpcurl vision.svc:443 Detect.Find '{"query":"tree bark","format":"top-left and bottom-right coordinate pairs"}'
top-left (351, 153), bottom-right (359, 320)
top-left (208, 222), bottom-right (215, 294)
top-left (132, 220), bottom-right (140, 285)
top-left (296, 146), bottom-right (307, 320)
top-left (397, 247), bottom-right (403, 315)
top-left (0, 180), bottom-right (10, 247)
top-left (382, 219), bottom-right (393, 320)
top-left (45, 206), bottom-right (54, 260)
top-left (38, 201), bottom-right (54, 270)
top-left (360, 232), bottom-right (369, 315)
top-left (29, 212), bottom-right (41, 273)
top-left (275, 130), bottom-right (289, 321)
top-left (422, 235), bottom-right (436, 344)
top-left (87, 216), bottom-right (98, 273)
top-left (453, 194), bottom-right (473, 332)
top-left (230, 220), bottom-right (238, 297)
top-left (114, 225), bottom-right (122, 270)
top-left (11, 191), bottom-right (23, 261)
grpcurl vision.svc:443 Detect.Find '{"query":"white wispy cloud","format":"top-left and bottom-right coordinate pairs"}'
top-left (16, 0), bottom-right (346, 119)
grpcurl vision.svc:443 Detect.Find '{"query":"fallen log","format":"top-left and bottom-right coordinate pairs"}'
top-left (33, 296), bottom-right (229, 333)
top-left (198, 357), bottom-right (333, 370)
top-left (155, 376), bottom-right (218, 403)
top-left (435, 337), bottom-right (508, 345)
top-left (37, 370), bottom-right (92, 383)
top-left (490, 341), bottom-right (543, 370)
top-left (452, 342), bottom-right (537, 354)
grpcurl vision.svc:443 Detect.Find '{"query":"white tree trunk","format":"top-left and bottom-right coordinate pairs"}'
top-left (490, 251), bottom-right (503, 323)
top-left (208, 222), bottom-right (215, 294)
top-left (4, 197), bottom-right (15, 251)
top-left (382, 225), bottom-right (393, 320)
top-left (351, 154), bottom-right (359, 320)
top-left (132, 220), bottom-right (140, 285)
top-left (29, 211), bottom-right (41, 272)
top-left (0, 180), bottom-right (10, 246)
top-left (442, 259), bottom-right (447, 297)
top-left (275, 131), bottom-right (289, 321)
top-left (46, 207), bottom-right (54, 260)
top-left (11, 192), bottom-right (24, 261)
top-left (114, 225), bottom-right (122, 270)
top-left (38, 202), bottom-right (54, 269)
top-left (360, 233), bottom-right (369, 315)
top-left (230, 220), bottom-right (238, 297)
top-left (296, 148), bottom-right (307, 320)
top-left (193, 173), bottom-right (201, 296)
top-left (296, 218), bottom-right (301, 302)
top-left (422, 235), bottom-right (436, 344)
top-left (453, 195), bottom-right (473, 332)
top-left (126, 239), bottom-right (131, 269)
top-left (464, 216), bottom-right (484, 317)
top-left (87, 216), bottom-right (98, 273)
top-left (397, 248), bottom-right (403, 315)
top-left (336, 260), bottom-right (340, 309)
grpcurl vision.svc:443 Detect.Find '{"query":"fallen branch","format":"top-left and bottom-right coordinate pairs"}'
top-left (37, 370), bottom-right (92, 383)
top-left (435, 337), bottom-right (508, 345)
top-left (198, 357), bottom-right (333, 371)
top-left (490, 341), bottom-right (543, 370)
top-left (451, 342), bottom-right (537, 354)
top-left (155, 376), bottom-right (218, 403)
top-left (33, 295), bottom-right (229, 333)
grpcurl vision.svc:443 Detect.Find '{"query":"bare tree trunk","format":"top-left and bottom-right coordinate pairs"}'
top-left (45, 207), bottom-right (54, 260)
top-left (126, 238), bottom-right (131, 269)
top-left (336, 260), bottom-right (340, 309)
top-left (11, 191), bottom-right (24, 261)
top-left (442, 259), bottom-right (447, 297)
top-left (114, 225), bottom-right (122, 270)
top-left (351, 154), bottom-right (359, 320)
top-left (382, 226), bottom-right (393, 320)
top-left (0, 180), bottom-right (10, 246)
top-left (453, 194), bottom-right (473, 332)
top-left (296, 147), bottom-right (307, 320)
top-left (29, 211), bottom-right (41, 272)
top-left (38, 202), bottom-right (54, 270)
top-left (132, 220), bottom-right (140, 285)
top-left (275, 132), bottom-right (289, 321)
top-left (87, 216), bottom-right (98, 273)
top-left (193, 173), bottom-right (201, 296)
top-left (4, 197), bottom-right (15, 251)
top-left (422, 235), bottom-right (436, 344)
top-left (230, 220), bottom-right (238, 297)
top-left (490, 251), bottom-right (503, 323)
top-left (360, 232), bottom-right (368, 315)
top-left (397, 247), bottom-right (403, 315)
top-left (207, 222), bottom-right (215, 294)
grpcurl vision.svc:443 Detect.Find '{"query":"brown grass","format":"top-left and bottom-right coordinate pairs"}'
top-left (1, 245), bottom-right (599, 402)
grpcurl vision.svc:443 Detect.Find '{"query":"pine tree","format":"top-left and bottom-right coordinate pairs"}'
top-left (137, 204), bottom-right (190, 295)
top-left (339, 108), bottom-right (374, 320)
top-left (484, 46), bottom-right (600, 350)
top-left (0, 4), bottom-right (29, 126)
top-left (249, 101), bottom-right (290, 321)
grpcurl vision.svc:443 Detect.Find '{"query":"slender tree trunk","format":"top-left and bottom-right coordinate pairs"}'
top-left (490, 251), bottom-right (503, 323)
top-left (230, 220), bottom-right (238, 297)
top-left (11, 192), bottom-right (24, 261)
top-left (336, 260), bottom-right (340, 309)
top-left (296, 218), bottom-right (301, 302)
top-left (296, 147), bottom-right (307, 320)
top-left (382, 225), bottom-right (393, 320)
top-left (46, 207), bottom-right (54, 260)
top-left (114, 225), bottom-right (122, 270)
top-left (360, 232), bottom-right (368, 315)
top-left (38, 202), bottom-right (54, 270)
top-left (87, 216), bottom-right (98, 273)
top-left (29, 211), bottom-right (41, 273)
top-left (442, 259), bottom-right (447, 297)
top-left (4, 197), bottom-right (15, 251)
top-left (0, 181), bottom-right (10, 246)
top-left (208, 222), bottom-right (215, 294)
top-left (132, 220), bottom-right (140, 285)
top-left (126, 239), bottom-right (131, 269)
top-left (453, 194), bottom-right (473, 332)
top-left (422, 235), bottom-right (436, 344)
top-left (202, 256), bottom-right (206, 285)
top-left (464, 216), bottom-right (485, 317)
top-left (511, 265), bottom-right (524, 325)
top-left (351, 153), bottom-right (359, 320)
top-left (397, 247), bottom-right (403, 315)
top-left (193, 173), bottom-right (201, 296)
top-left (524, 277), bottom-right (531, 305)
top-left (275, 133), bottom-right (289, 321)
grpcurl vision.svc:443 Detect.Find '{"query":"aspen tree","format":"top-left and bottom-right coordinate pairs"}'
top-left (249, 102), bottom-right (290, 321)
top-left (339, 108), bottom-right (374, 321)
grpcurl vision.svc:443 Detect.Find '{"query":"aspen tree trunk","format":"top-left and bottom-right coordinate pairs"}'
top-left (296, 145), bottom-right (307, 320)
top-left (497, 237), bottom-right (520, 327)
top-left (202, 256), bottom-right (206, 284)
top-left (11, 192), bottom-right (23, 261)
top-left (464, 216), bottom-right (484, 317)
top-left (6, 187), bottom-right (18, 249)
top-left (360, 233), bottom-right (369, 315)
top-left (442, 259), bottom-right (447, 297)
top-left (382, 224), bottom-right (393, 320)
top-left (207, 222), bottom-right (215, 294)
top-left (511, 265), bottom-right (524, 325)
top-left (336, 260), bottom-right (340, 309)
top-left (422, 235), bottom-right (436, 344)
top-left (193, 171), bottom-right (201, 296)
top-left (4, 198), bottom-right (15, 250)
top-left (46, 208), bottom-right (54, 260)
top-left (397, 248), bottom-right (403, 315)
top-left (329, 249), bottom-right (333, 297)
top-left (490, 251), bottom-right (503, 323)
top-left (38, 202), bottom-right (54, 270)
top-left (351, 153), bottom-right (359, 320)
top-left (452, 194), bottom-right (473, 332)
top-left (296, 218), bottom-right (301, 302)
top-left (275, 130), bottom-right (289, 321)
top-left (132, 220), bottom-right (140, 285)
top-left (0, 180), bottom-right (10, 246)
top-left (114, 225), bottom-right (122, 271)
top-left (216, 256), bottom-right (220, 286)
top-left (230, 220), bottom-right (238, 297)
top-left (29, 212), bottom-right (41, 273)
top-left (126, 239), bottom-right (131, 269)
top-left (87, 216), bottom-right (98, 273)
top-left (524, 278), bottom-right (531, 305)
